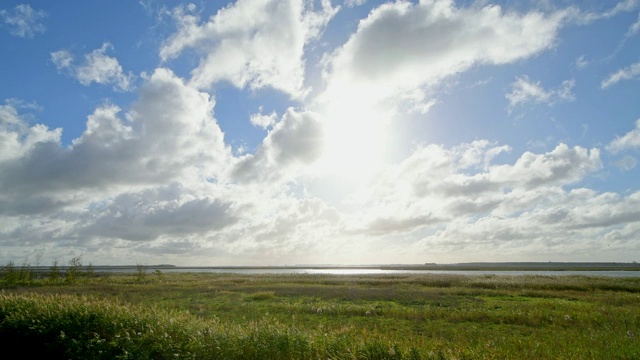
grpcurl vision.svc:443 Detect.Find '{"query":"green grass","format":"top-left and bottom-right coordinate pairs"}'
top-left (1, 272), bottom-right (640, 359)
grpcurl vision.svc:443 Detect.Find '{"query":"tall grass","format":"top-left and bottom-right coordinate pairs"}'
top-left (1, 271), bottom-right (640, 359)
top-left (0, 293), bottom-right (422, 359)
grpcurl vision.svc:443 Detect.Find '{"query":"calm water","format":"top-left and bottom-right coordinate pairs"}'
top-left (134, 268), bottom-right (640, 277)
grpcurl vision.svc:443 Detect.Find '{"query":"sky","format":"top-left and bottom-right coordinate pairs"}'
top-left (1, 0), bottom-right (640, 266)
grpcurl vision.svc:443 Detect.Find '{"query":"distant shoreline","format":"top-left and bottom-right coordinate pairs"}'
top-left (19, 262), bottom-right (640, 272)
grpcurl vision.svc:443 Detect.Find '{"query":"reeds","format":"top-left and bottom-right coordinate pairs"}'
top-left (1, 271), bottom-right (639, 359)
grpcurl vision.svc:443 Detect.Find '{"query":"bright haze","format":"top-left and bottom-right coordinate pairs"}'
top-left (1, 0), bottom-right (640, 266)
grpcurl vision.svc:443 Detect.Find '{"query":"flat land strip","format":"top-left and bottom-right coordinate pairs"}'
top-left (1, 272), bottom-right (640, 359)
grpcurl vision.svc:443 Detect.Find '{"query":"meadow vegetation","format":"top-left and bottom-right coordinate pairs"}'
top-left (1, 264), bottom-right (639, 359)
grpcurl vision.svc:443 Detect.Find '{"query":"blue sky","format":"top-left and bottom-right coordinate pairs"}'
top-left (1, 0), bottom-right (640, 266)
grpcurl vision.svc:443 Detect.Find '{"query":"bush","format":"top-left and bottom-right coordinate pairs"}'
top-left (1, 261), bottom-right (33, 287)
top-left (250, 291), bottom-right (276, 301)
top-left (65, 257), bottom-right (82, 284)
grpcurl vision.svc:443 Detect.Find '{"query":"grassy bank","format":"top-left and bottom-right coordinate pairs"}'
top-left (1, 272), bottom-right (640, 359)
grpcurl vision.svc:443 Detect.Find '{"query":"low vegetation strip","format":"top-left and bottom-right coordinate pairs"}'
top-left (0, 293), bottom-right (417, 359)
top-left (1, 272), bottom-right (640, 359)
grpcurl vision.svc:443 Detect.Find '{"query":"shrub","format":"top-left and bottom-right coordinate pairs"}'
top-left (251, 291), bottom-right (276, 301)
top-left (65, 257), bottom-right (83, 284)
top-left (49, 260), bottom-right (61, 284)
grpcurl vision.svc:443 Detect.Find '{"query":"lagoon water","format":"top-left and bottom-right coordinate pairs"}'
top-left (128, 267), bottom-right (640, 277)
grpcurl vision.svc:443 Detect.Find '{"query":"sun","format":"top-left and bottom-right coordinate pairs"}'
top-left (314, 93), bottom-right (392, 182)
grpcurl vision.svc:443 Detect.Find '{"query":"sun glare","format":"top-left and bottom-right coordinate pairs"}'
top-left (315, 95), bottom-right (392, 182)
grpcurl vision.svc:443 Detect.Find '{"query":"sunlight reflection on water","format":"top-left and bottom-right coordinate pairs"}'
top-left (117, 268), bottom-right (640, 277)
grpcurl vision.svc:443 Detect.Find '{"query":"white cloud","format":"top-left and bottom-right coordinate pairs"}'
top-left (331, 140), bottom-right (640, 264)
top-left (506, 75), bottom-right (575, 110)
top-left (250, 108), bottom-right (277, 129)
top-left (614, 155), bottom-right (637, 170)
top-left (75, 184), bottom-right (238, 241)
top-left (575, 55), bottom-right (589, 69)
top-left (570, 0), bottom-right (640, 24)
top-left (607, 119), bottom-right (640, 153)
top-left (4, 94), bottom-right (640, 264)
top-left (0, 101), bottom-right (27, 129)
top-left (0, 100), bottom-right (60, 163)
top-left (323, 0), bottom-right (567, 109)
top-left (415, 188), bottom-right (640, 261)
top-left (344, 0), bottom-right (366, 8)
top-left (603, 0), bottom-right (639, 18)
top-left (0, 68), bottom-right (262, 264)
top-left (489, 144), bottom-right (601, 189)
top-left (5, 1), bottom-right (640, 265)
top-left (0, 65), bottom-right (337, 265)
top-left (231, 108), bottom-right (325, 184)
top-left (160, 0), bottom-right (338, 97)
top-left (0, 4), bottom-right (46, 38)
top-left (0, 68), bottom-right (228, 215)
top-left (51, 43), bottom-right (135, 91)
top-left (50, 50), bottom-right (74, 69)
top-left (346, 141), bottom-right (601, 236)
top-left (209, 195), bottom-right (344, 264)
top-left (601, 60), bottom-right (640, 88)
top-left (627, 13), bottom-right (640, 37)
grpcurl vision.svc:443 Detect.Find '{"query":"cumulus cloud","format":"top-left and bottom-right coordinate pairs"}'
top-left (51, 43), bottom-right (135, 91)
top-left (75, 184), bottom-right (238, 241)
top-left (323, 0), bottom-right (567, 108)
top-left (160, 0), bottom-right (338, 97)
top-left (4, 90), bottom-right (640, 264)
top-left (250, 108), bottom-right (277, 129)
top-left (331, 140), bottom-right (640, 263)
top-left (0, 68), bottom-right (228, 215)
top-left (0, 63), bottom-right (337, 264)
top-left (347, 141), bottom-right (601, 236)
top-left (0, 100), bottom-right (61, 164)
top-left (0, 4), bottom-right (46, 38)
top-left (0, 68), bottom-right (264, 263)
top-left (5, 1), bottom-right (640, 265)
top-left (50, 50), bottom-right (73, 69)
top-left (607, 119), bottom-right (640, 153)
top-left (489, 144), bottom-right (601, 189)
top-left (601, 60), bottom-right (640, 88)
top-left (416, 189), bottom-right (640, 260)
top-left (231, 108), bottom-right (325, 184)
top-left (506, 75), bottom-right (575, 111)
top-left (217, 195), bottom-right (344, 264)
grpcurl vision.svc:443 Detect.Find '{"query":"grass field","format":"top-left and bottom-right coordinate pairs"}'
top-left (1, 270), bottom-right (640, 359)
